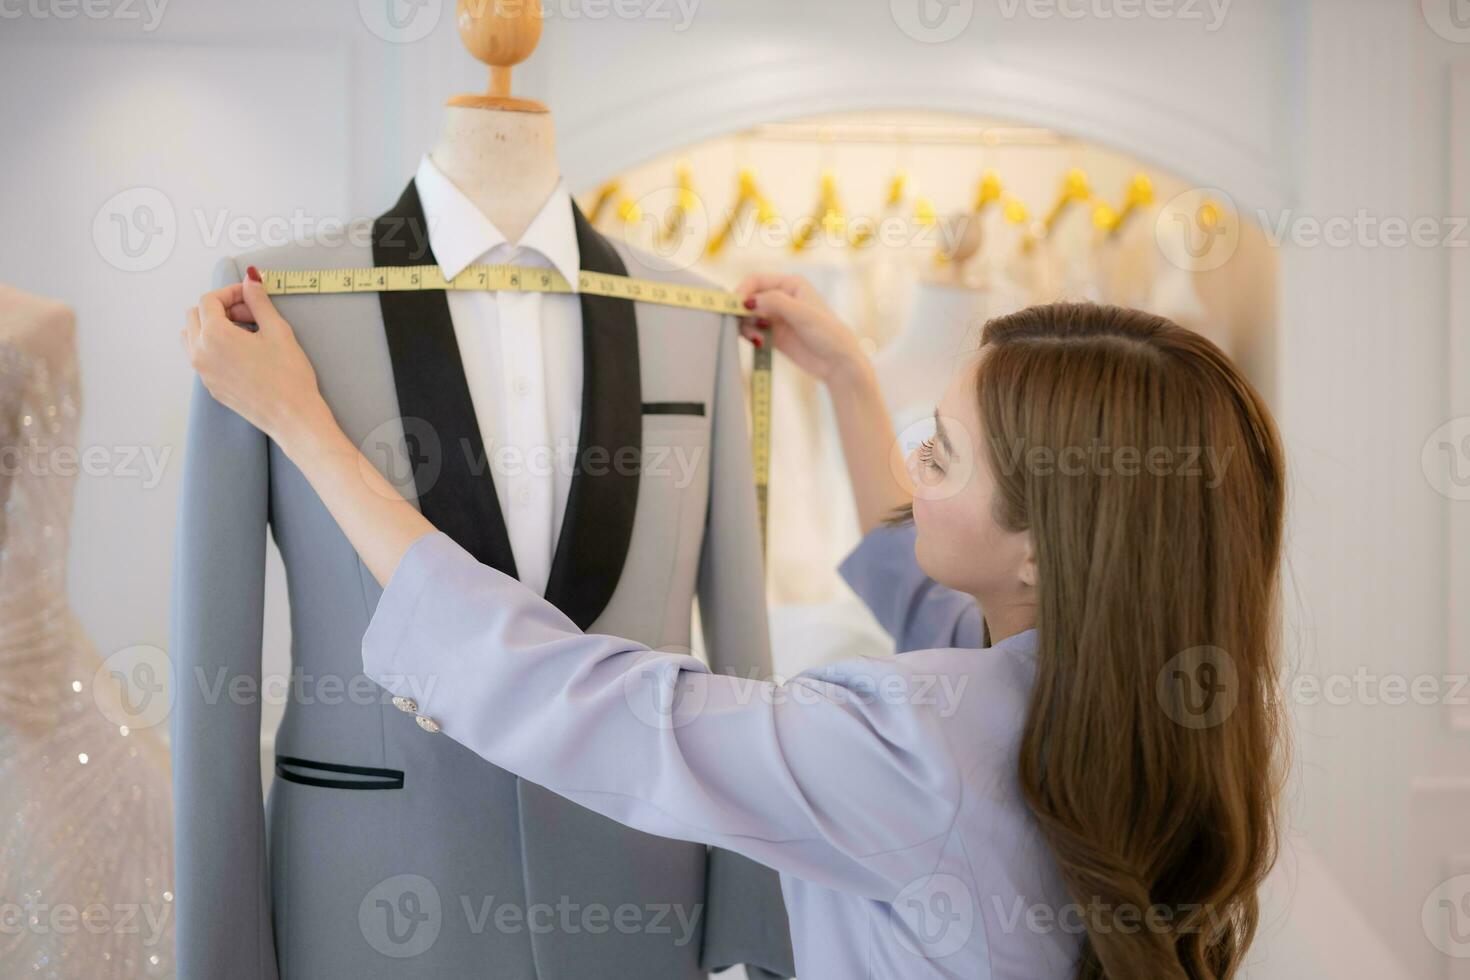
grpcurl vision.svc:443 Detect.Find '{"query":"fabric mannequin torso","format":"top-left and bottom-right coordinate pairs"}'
top-left (427, 106), bottom-right (561, 244)
top-left (0, 285), bottom-right (176, 978)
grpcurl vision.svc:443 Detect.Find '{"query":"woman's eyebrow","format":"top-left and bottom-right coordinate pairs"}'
top-left (934, 410), bottom-right (953, 454)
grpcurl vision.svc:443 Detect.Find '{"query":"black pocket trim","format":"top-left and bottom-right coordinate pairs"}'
top-left (642, 401), bottom-right (706, 417)
top-left (275, 755), bottom-right (404, 791)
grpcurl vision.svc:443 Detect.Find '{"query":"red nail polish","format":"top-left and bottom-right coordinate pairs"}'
top-left (743, 297), bottom-right (756, 310)
top-left (246, 265), bottom-right (262, 283)
top-left (756, 319), bottom-right (771, 329)
top-left (754, 336), bottom-right (764, 349)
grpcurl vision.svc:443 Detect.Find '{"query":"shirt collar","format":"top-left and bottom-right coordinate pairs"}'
top-left (413, 153), bottom-right (580, 285)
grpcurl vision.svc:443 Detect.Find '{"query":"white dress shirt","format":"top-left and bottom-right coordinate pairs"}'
top-left (414, 153), bottom-right (584, 598)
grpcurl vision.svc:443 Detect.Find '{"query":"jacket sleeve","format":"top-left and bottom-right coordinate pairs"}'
top-left (361, 529), bottom-right (965, 904)
top-left (692, 316), bottom-right (794, 977)
top-left (838, 522), bottom-right (986, 652)
top-left (169, 256), bottom-right (280, 980)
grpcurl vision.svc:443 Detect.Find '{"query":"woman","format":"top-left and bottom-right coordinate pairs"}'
top-left (182, 270), bottom-right (1286, 979)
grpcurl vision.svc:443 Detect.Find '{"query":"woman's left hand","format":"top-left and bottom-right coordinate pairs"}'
top-left (181, 269), bottom-right (329, 452)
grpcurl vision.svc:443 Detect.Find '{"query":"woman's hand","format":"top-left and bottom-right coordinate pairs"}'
top-left (735, 273), bottom-right (866, 383)
top-left (180, 269), bottom-right (333, 454)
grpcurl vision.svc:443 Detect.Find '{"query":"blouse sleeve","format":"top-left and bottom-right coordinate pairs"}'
top-left (361, 530), bottom-right (963, 901)
top-left (837, 522), bottom-right (985, 652)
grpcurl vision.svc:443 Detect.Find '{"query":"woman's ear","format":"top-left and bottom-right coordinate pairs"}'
top-left (1018, 535), bottom-right (1038, 589)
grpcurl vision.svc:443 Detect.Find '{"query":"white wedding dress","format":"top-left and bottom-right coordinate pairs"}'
top-left (0, 295), bottom-right (175, 979)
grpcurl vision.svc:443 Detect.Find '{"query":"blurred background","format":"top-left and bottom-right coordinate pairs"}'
top-left (0, 0), bottom-right (1466, 976)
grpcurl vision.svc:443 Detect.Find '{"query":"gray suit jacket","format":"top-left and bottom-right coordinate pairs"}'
top-left (169, 181), bottom-right (794, 979)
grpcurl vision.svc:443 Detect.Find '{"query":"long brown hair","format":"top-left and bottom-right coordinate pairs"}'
top-left (916, 303), bottom-right (1286, 978)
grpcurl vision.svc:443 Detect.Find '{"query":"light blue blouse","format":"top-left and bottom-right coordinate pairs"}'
top-left (362, 522), bottom-right (1080, 979)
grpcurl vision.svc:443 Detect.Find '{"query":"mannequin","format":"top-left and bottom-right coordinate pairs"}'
top-left (428, 0), bottom-right (559, 242)
top-left (0, 285), bottom-right (176, 978)
top-left (428, 108), bottom-right (560, 243)
top-left (171, 1), bottom-right (793, 976)
top-left (0, 284), bottom-right (76, 375)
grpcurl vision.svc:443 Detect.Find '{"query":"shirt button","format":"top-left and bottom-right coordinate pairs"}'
top-left (391, 696), bottom-right (418, 714)
top-left (513, 376), bottom-right (530, 397)
top-left (516, 485), bottom-right (531, 504)
top-left (415, 715), bottom-right (441, 734)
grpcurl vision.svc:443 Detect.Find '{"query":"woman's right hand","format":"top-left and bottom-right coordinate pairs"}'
top-left (735, 274), bottom-right (866, 383)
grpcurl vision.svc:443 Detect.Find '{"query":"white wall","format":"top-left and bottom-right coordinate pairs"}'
top-left (1, 0), bottom-right (1464, 974)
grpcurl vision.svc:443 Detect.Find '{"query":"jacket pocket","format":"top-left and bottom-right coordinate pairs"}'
top-left (642, 401), bottom-right (706, 417)
top-left (275, 755), bottom-right (404, 791)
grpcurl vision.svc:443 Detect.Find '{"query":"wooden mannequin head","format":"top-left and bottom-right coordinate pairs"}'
top-left (447, 0), bottom-right (549, 114)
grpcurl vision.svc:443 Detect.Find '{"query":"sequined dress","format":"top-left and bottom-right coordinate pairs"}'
top-left (0, 331), bottom-right (176, 978)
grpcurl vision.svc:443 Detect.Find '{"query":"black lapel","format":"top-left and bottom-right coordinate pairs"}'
top-left (372, 180), bottom-right (519, 580)
top-left (541, 202), bottom-right (642, 629)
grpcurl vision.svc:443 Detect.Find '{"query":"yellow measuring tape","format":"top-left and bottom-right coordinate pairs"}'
top-left (259, 265), bottom-right (773, 554)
